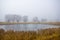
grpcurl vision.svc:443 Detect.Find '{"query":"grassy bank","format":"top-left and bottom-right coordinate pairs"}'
top-left (0, 27), bottom-right (60, 40)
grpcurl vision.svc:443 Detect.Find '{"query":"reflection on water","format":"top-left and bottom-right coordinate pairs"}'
top-left (0, 24), bottom-right (60, 31)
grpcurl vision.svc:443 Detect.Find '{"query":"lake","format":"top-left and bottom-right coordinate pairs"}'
top-left (0, 24), bottom-right (60, 31)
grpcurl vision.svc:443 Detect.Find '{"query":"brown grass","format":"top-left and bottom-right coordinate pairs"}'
top-left (0, 27), bottom-right (60, 40)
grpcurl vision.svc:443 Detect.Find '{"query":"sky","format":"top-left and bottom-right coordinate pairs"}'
top-left (0, 0), bottom-right (60, 22)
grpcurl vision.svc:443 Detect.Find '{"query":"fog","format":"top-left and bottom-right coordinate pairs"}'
top-left (0, 0), bottom-right (60, 30)
top-left (0, 0), bottom-right (60, 22)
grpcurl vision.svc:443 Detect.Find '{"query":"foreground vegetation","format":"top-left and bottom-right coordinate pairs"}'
top-left (0, 28), bottom-right (60, 40)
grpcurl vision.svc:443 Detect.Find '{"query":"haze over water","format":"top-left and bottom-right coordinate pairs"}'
top-left (0, 0), bottom-right (60, 31)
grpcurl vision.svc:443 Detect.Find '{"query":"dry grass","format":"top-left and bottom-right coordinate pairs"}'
top-left (0, 27), bottom-right (60, 40)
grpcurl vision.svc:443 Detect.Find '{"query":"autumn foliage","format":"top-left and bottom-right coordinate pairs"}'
top-left (0, 28), bottom-right (60, 40)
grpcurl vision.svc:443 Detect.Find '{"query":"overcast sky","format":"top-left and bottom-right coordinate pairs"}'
top-left (0, 0), bottom-right (60, 21)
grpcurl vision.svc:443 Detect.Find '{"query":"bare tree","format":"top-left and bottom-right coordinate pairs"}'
top-left (23, 16), bottom-right (28, 31)
top-left (5, 15), bottom-right (11, 22)
top-left (5, 15), bottom-right (22, 31)
top-left (11, 15), bottom-right (15, 22)
top-left (33, 17), bottom-right (39, 22)
top-left (23, 16), bottom-right (28, 22)
top-left (16, 15), bottom-right (21, 22)
top-left (5, 15), bottom-right (14, 30)
top-left (5, 15), bottom-right (16, 22)
top-left (32, 17), bottom-right (39, 31)
top-left (14, 15), bottom-right (22, 31)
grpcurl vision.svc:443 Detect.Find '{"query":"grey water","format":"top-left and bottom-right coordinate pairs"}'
top-left (0, 24), bottom-right (60, 31)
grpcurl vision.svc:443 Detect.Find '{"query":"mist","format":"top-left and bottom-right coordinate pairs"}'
top-left (0, 0), bottom-right (60, 22)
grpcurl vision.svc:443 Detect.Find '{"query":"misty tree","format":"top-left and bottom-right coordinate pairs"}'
top-left (32, 17), bottom-right (39, 31)
top-left (5, 15), bottom-right (11, 22)
top-left (5, 15), bottom-right (16, 22)
top-left (23, 16), bottom-right (28, 31)
top-left (11, 15), bottom-right (15, 22)
top-left (23, 16), bottom-right (28, 22)
top-left (5, 15), bottom-right (14, 30)
top-left (11, 15), bottom-right (22, 31)
top-left (5, 15), bottom-right (22, 31)
top-left (33, 17), bottom-right (39, 22)
top-left (15, 15), bottom-right (21, 22)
